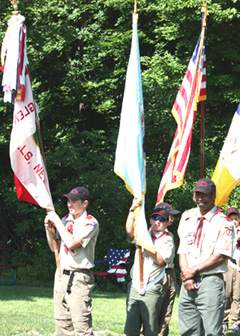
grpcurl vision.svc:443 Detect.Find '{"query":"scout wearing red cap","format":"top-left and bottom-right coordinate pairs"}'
top-left (193, 178), bottom-right (216, 194)
top-left (62, 186), bottom-right (90, 201)
top-left (226, 207), bottom-right (240, 217)
top-left (152, 203), bottom-right (180, 220)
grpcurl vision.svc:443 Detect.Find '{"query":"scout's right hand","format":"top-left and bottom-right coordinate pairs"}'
top-left (183, 279), bottom-right (198, 291)
top-left (131, 197), bottom-right (141, 211)
top-left (44, 211), bottom-right (59, 228)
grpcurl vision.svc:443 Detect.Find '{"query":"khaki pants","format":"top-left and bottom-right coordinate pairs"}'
top-left (223, 264), bottom-right (240, 326)
top-left (54, 269), bottom-right (94, 336)
top-left (158, 268), bottom-right (177, 336)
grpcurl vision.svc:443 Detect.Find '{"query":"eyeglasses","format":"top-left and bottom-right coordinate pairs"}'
top-left (151, 215), bottom-right (168, 222)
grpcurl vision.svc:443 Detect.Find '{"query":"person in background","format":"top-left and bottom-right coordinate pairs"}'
top-left (44, 186), bottom-right (99, 336)
top-left (178, 178), bottom-right (234, 336)
top-left (222, 207), bottom-right (240, 333)
top-left (124, 198), bottom-right (179, 336)
top-left (157, 204), bottom-right (180, 336)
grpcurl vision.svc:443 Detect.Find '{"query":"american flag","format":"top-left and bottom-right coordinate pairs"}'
top-left (156, 5), bottom-right (207, 204)
top-left (106, 248), bottom-right (130, 278)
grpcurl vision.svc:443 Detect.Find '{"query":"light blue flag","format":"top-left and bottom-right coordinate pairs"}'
top-left (114, 12), bottom-right (145, 197)
top-left (114, 13), bottom-right (156, 295)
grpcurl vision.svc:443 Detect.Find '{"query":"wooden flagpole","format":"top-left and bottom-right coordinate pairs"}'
top-left (133, 0), bottom-right (144, 291)
top-left (200, 101), bottom-right (204, 178)
top-left (35, 105), bottom-right (61, 279)
top-left (10, 0), bottom-right (61, 278)
top-left (200, 0), bottom-right (207, 179)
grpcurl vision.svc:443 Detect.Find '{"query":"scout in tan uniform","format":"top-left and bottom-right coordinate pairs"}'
top-left (178, 178), bottom-right (234, 336)
top-left (124, 198), bottom-right (180, 336)
top-left (44, 186), bottom-right (99, 336)
top-left (223, 207), bottom-right (240, 333)
top-left (157, 206), bottom-right (180, 336)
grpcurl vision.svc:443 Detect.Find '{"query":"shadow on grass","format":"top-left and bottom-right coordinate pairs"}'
top-left (0, 283), bottom-right (54, 301)
top-left (0, 283), bottom-right (127, 302)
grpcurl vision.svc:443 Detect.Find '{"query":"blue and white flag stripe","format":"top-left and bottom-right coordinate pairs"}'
top-left (114, 13), bottom-right (146, 197)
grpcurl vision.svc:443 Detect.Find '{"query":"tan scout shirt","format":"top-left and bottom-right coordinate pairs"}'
top-left (148, 229), bottom-right (175, 282)
top-left (229, 226), bottom-right (240, 269)
top-left (132, 228), bottom-right (175, 285)
top-left (59, 210), bottom-right (99, 270)
top-left (178, 205), bottom-right (234, 274)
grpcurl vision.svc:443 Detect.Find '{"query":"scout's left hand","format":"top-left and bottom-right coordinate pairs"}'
top-left (181, 267), bottom-right (196, 281)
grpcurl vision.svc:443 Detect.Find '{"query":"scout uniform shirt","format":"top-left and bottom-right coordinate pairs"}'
top-left (178, 205), bottom-right (234, 274)
top-left (229, 225), bottom-right (240, 270)
top-left (59, 210), bottom-right (99, 271)
top-left (131, 227), bottom-right (175, 292)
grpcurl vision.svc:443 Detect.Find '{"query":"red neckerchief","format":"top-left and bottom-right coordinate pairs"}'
top-left (64, 220), bottom-right (75, 254)
top-left (63, 210), bottom-right (90, 254)
top-left (194, 208), bottom-right (223, 248)
top-left (151, 230), bottom-right (167, 240)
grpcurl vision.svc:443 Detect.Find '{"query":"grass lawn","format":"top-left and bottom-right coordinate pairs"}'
top-left (0, 283), bottom-right (237, 335)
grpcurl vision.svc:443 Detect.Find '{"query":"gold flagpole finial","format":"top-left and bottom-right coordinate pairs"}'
top-left (10, 0), bottom-right (19, 14)
top-left (134, 0), bottom-right (137, 14)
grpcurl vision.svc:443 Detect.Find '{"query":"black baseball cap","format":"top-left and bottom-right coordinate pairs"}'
top-left (226, 207), bottom-right (239, 217)
top-left (62, 186), bottom-right (90, 201)
top-left (193, 178), bottom-right (216, 194)
top-left (152, 202), bottom-right (181, 220)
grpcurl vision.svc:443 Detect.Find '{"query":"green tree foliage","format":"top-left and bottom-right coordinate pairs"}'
top-left (0, 0), bottom-right (240, 281)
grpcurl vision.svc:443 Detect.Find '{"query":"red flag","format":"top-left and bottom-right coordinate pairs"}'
top-left (156, 5), bottom-right (207, 204)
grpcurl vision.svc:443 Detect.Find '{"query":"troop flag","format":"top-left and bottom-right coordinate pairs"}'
top-left (212, 104), bottom-right (240, 206)
top-left (156, 4), bottom-right (207, 204)
top-left (114, 12), bottom-right (155, 256)
top-left (1, 14), bottom-right (54, 210)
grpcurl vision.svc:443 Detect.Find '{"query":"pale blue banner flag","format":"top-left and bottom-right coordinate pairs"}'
top-left (114, 12), bottom-right (155, 267)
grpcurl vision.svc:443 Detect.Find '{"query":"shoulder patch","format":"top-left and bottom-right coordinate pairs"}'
top-left (85, 214), bottom-right (98, 227)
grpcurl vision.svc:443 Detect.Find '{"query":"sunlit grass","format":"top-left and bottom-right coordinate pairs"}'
top-left (1, 283), bottom-right (236, 336)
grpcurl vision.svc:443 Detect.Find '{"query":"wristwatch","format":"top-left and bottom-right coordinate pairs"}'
top-left (193, 265), bottom-right (199, 276)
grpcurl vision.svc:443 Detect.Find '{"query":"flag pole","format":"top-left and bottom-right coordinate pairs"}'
top-left (9, 0), bottom-right (61, 278)
top-left (133, 0), bottom-right (144, 291)
top-left (134, 0), bottom-right (137, 14)
top-left (200, 101), bottom-right (204, 178)
top-left (200, 0), bottom-right (207, 179)
top-left (34, 102), bottom-right (61, 279)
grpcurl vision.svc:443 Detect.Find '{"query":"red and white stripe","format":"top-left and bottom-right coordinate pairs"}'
top-left (156, 9), bottom-right (207, 204)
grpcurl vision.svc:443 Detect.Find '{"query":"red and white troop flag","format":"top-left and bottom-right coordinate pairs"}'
top-left (156, 5), bottom-right (207, 204)
top-left (1, 14), bottom-right (54, 210)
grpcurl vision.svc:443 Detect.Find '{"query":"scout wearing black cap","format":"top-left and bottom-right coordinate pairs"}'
top-left (62, 186), bottom-right (90, 201)
top-left (193, 178), bottom-right (216, 194)
top-left (152, 203), bottom-right (181, 220)
top-left (226, 207), bottom-right (240, 217)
